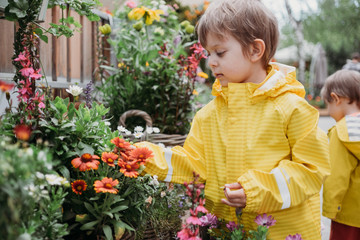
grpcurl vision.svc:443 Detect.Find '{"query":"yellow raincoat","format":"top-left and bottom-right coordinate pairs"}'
top-left (323, 114), bottom-right (360, 228)
top-left (137, 62), bottom-right (330, 239)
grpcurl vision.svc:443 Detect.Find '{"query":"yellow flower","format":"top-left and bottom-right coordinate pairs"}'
top-left (197, 72), bottom-right (208, 79)
top-left (146, 61), bottom-right (149, 67)
top-left (192, 89), bottom-right (199, 95)
top-left (128, 7), bottom-right (146, 20)
top-left (144, 8), bottom-right (164, 25)
top-left (118, 62), bottom-right (125, 68)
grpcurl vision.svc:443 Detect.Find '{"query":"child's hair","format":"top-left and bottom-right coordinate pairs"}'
top-left (196, 0), bottom-right (279, 68)
top-left (321, 69), bottom-right (360, 108)
top-left (351, 52), bottom-right (360, 60)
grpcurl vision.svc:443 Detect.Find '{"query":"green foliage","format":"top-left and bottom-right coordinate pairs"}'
top-left (99, 0), bottom-right (204, 134)
top-left (303, 0), bottom-right (360, 73)
top-left (0, 142), bottom-right (68, 240)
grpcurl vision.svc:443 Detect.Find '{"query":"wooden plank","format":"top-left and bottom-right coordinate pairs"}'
top-left (66, 4), bottom-right (71, 82)
top-left (51, 7), bottom-right (58, 82)
top-left (80, 15), bottom-right (84, 83)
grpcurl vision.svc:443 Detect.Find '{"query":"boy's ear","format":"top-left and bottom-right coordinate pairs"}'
top-left (330, 92), bottom-right (341, 105)
top-left (249, 39), bottom-right (265, 62)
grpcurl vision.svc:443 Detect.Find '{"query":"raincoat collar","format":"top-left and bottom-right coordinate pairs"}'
top-left (211, 62), bottom-right (305, 103)
top-left (335, 117), bottom-right (360, 158)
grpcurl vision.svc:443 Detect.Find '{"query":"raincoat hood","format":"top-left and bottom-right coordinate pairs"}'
top-left (333, 116), bottom-right (360, 159)
top-left (211, 62), bottom-right (305, 103)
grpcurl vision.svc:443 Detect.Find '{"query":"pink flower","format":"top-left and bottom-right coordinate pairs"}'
top-left (14, 52), bottom-right (27, 61)
top-left (19, 67), bottom-right (35, 77)
top-left (30, 68), bottom-right (42, 80)
top-left (199, 213), bottom-right (218, 229)
top-left (186, 216), bottom-right (202, 225)
top-left (226, 221), bottom-right (239, 231)
top-left (254, 213), bottom-right (276, 228)
top-left (195, 198), bottom-right (208, 213)
top-left (125, 0), bottom-right (137, 8)
top-left (285, 234), bottom-right (303, 240)
top-left (177, 226), bottom-right (189, 240)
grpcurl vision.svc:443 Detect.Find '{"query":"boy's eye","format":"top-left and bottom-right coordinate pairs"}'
top-left (216, 51), bottom-right (225, 56)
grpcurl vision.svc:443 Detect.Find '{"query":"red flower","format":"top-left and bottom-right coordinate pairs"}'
top-left (0, 80), bottom-right (15, 92)
top-left (101, 152), bottom-right (118, 167)
top-left (119, 159), bottom-right (140, 178)
top-left (71, 153), bottom-right (100, 171)
top-left (71, 180), bottom-right (87, 195)
top-left (94, 177), bottom-right (119, 194)
top-left (14, 124), bottom-right (32, 141)
top-left (129, 147), bottom-right (153, 164)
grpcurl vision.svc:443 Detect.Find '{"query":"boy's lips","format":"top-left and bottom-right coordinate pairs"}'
top-left (215, 73), bottom-right (223, 78)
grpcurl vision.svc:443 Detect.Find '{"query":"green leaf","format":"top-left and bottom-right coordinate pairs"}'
top-left (109, 205), bottom-right (128, 213)
top-left (84, 202), bottom-right (98, 217)
top-left (80, 220), bottom-right (99, 230)
top-left (103, 225), bottom-right (113, 240)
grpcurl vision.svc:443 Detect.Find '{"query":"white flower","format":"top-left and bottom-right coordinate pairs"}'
top-left (146, 127), bottom-right (153, 134)
top-left (152, 127), bottom-right (160, 133)
top-left (134, 126), bottom-right (144, 132)
top-left (45, 174), bottom-right (64, 185)
top-left (134, 132), bottom-right (144, 139)
top-left (149, 175), bottom-right (159, 186)
top-left (118, 126), bottom-right (127, 132)
top-left (66, 85), bottom-right (83, 97)
top-left (125, 130), bottom-right (132, 135)
top-left (105, 121), bottom-right (111, 126)
top-left (157, 143), bottom-right (165, 148)
top-left (160, 191), bottom-right (166, 198)
top-left (35, 172), bottom-right (45, 179)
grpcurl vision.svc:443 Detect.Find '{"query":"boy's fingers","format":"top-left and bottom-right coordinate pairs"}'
top-left (224, 182), bottom-right (242, 189)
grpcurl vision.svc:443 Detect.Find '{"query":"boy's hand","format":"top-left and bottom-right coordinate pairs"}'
top-left (221, 182), bottom-right (246, 208)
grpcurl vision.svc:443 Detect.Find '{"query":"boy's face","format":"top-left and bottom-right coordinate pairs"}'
top-left (205, 32), bottom-right (262, 86)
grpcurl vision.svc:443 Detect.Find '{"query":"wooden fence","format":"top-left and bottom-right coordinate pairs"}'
top-left (0, 6), bottom-right (112, 97)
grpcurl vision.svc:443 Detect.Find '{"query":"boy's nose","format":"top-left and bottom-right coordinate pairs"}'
top-left (208, 56), bottom-right (218, 68)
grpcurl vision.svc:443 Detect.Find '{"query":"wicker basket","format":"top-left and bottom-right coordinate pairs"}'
top-left (118, 110), bottom-right (187, 147)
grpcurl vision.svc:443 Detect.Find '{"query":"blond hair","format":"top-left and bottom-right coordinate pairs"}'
top-left (196, 0), bottom-right (279, 68)
top-left (321, 69), bottom-right (360, 108)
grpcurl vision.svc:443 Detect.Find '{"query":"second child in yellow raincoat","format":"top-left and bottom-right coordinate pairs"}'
top-left (137, 0), bottom-right (330, 239)
top-left (321, 70), bottom-right (360, 239)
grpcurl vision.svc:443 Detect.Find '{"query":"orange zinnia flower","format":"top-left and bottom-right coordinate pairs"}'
top-left (111, 137), bottom-right (133, 151)
top-left (94, 177), bottom-right (119, 194)
top-left (0, 80), bottom-right (15, 92)
top-left (71, 180), bottom-right (87, 195)
top-left (14, 124), bottom-right (32, 141)
top-left (71, 153), bottom-right (100, 171)
top-left (129, 147), bottom-right (153, 165)
top-left (101, 152), bottom-right (118, 167)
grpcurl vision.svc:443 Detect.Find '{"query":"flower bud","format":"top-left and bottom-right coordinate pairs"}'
top-left (6, 91), bottom-right (10, 100)
top-left (180, 20), bottom-right (190, 28)
top-left (99, 24), bottom-right (112, 35)
top-left (133, 21), bottom-right (143, 31)
top-left (185, 25), bottom-right (195, 34)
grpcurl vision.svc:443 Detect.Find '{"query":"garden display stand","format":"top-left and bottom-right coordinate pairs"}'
top-left (118, 109), bottom-right (187, 147)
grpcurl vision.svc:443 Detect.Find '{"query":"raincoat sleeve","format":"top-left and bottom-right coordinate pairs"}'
top-left (322, 127), bottom-right (357, 219)
top-left (135, 113), bottom-right (206, 184)
top-left (239, 99), bottom-right (330, 213)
